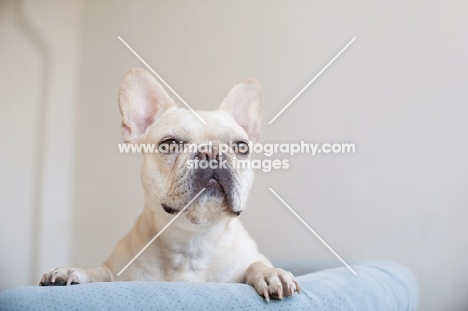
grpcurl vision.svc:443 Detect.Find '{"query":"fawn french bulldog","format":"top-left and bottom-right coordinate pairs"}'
top-left (40, 68), bottom-right (300, 301)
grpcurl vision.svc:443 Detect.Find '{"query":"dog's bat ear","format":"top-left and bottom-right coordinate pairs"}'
top-left (219, 79), bottom-right (264, 142)
top-left (118, 68), bottom-right (176, 142)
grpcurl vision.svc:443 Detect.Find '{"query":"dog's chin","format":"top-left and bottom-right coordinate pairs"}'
top-left (161, 184), bottom-right (240, 226)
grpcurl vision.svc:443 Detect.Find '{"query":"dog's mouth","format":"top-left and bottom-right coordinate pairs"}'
top-left (161, 165), bottom-right (241, 217)
top-left (161, 203), bottom-right (178, 214)
top-left (208, 176), bottom-right (220, 184)
top-left (207, 173), bottom-right (224, 193)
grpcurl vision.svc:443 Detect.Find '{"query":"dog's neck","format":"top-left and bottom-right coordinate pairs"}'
top-left (141, 201), bottom-right (233, 248)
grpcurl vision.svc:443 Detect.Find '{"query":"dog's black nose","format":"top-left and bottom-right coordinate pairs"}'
top-left (196, 147), bottom-right (220, 162)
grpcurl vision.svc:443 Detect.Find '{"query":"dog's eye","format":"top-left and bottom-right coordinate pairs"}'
top-left (161, 139), bottom-right (178, 145)
top-left (159, 139), bottom-right (180, 153)
top-left (235, 141), bottom-right (249, 155)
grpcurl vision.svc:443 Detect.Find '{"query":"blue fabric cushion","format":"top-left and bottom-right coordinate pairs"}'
top-left (0, 260), bottom-right (418, 311)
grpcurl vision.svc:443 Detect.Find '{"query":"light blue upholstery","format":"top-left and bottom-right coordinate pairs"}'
top-left (0, 261), bottom-right (418, 311)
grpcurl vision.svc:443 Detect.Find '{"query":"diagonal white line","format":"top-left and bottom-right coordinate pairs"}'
top-left (268, 37), bottom-right (356, 124)
top-left (117, 188), bottom-right (206, 276)
top-left (268, 188), bottom-right (357, 275)
top-left (118, 36), bottom-right (207, 124)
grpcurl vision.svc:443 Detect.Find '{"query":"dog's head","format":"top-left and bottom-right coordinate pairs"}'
top-left (119, 68), bottom-right (263, 225)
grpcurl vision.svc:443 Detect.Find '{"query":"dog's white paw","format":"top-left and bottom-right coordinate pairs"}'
top-left (40, 267), bottom-right (90, 286)
top-left (246, 265), bottom-right (301, 301)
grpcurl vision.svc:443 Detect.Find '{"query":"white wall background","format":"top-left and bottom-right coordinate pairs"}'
top-left (1, 1), bottom-right (468, 310)
top-left (0, 0), bottom-right (80, 288)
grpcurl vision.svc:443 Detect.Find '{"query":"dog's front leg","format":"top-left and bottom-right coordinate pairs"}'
top-left (40, 265), bottom-right (113, 286)
top-left (245, 261), bottom-right (301, 301)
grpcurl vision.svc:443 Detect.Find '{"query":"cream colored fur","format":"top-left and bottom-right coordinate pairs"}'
top-left (40, 69), bottom-right (300, 301)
